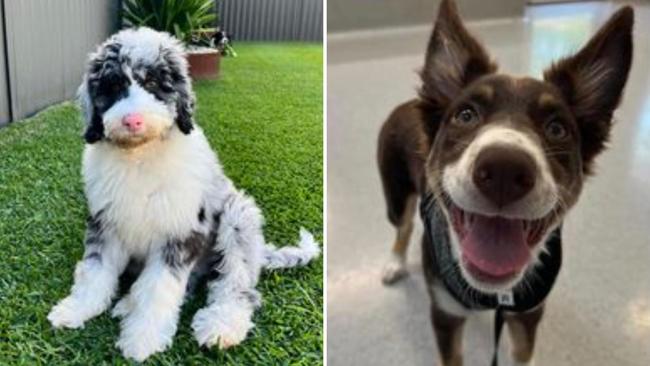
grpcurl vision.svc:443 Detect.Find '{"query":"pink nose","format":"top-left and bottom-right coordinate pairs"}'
top-left (122, 113), bottom-right (144, 131)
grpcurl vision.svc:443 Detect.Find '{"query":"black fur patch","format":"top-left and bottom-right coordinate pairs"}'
top-left (118, 258), bottom-right (145, 296)
top-left (178, 210), bottom-right (225, 291)
top-left (163, 231), bottom-right (205, 270)
top-left (212, 211), bottom-right (222, 229)
top-left (132, 61), bottom-right (176, 103)
top-left (198, 206), bottom-right (206, 223)
top-left (85, 209), bottom-right (105, 247)
top-left (84, 114), bottom-right (105, 144)
top-left (203, 249), bottom-right (225, 282)
top-left (204, 211), bottom-right (224, 282)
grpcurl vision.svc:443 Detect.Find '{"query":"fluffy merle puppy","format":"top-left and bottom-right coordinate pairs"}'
top-left (47, 27), bottom-right (320, 361)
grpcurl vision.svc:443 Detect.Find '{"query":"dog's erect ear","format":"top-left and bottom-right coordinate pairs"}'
top-left (419, 0), bottom-right (496, 107)
top-left (544, 7), bottom-right (634, 171)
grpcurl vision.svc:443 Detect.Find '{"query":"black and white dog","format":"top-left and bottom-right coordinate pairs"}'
top-left (47, 27), bottom-right (320, 361)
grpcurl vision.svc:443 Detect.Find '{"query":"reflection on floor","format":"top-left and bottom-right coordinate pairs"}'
top-left (327, 1), bottom-right (650, 365)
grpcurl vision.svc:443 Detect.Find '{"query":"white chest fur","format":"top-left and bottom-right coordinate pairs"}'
top-left (82, 128), bottom-right (224, 255)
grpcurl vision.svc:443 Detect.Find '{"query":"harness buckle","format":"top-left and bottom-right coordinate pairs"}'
top-left (497, 291), bottom-right (514, 306)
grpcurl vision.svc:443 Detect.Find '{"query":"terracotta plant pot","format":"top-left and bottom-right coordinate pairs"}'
top-left (187, 48), bottom-right (221, 80)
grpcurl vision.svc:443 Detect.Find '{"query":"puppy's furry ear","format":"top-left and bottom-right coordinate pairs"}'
top-left (419, 0), bottom-right (496, 107)
top-left (174, 86), bottom-right (195, 134)
top-left (544, 7), bottom-right (633, 171)
top-left (78, 77), bottom-right (104, 144)
top-left (79, 41), bottom-right (124, 144)
top-left (162, 48), bottom-right (195, 134)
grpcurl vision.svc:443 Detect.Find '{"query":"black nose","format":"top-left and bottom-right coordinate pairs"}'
top-left (472, 146), bottom-right (537, 208)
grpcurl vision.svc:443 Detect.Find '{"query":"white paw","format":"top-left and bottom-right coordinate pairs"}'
top-left (116, 315), bottom-right (176, 362)
top-left (111, 295), bottom-right (133, 319)
top-left (48, 297), bottom-right (89, 329)
top-left (116, 335), bottom-right (170, 362)
top-left (382, 256), bottom-right (408, 285)
top-left (192, 302), bottom-right (254, 349)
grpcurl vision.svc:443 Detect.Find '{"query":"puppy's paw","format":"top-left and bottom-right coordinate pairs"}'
top-left (116, 337), bottom-right (169, 362)
top-left (192, 303), bottom-right (254, 349)
top-left (111, 295), bottom-right (133, 319)
top-left (48, 297), bottom-right (88, 329)
top-left (382, 256), bottom-right (408, 285)
top-left (116, 316), bottom-right (175, 362)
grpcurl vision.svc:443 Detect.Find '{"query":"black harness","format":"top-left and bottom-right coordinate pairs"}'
top-left (421, 193), bottom-right (562, 366)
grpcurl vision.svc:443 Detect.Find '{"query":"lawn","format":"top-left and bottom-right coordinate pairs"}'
top-left (0, 43), bottom-right (323, 365)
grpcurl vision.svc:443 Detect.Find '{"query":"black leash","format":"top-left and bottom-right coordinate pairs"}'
top-left (420, 193), bottom-right (562, 366)
top-left (491, 307), bottom-right (505, 366)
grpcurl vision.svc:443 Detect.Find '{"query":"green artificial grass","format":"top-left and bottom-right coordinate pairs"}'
top-left (0, 43), bottom-right (323, 365)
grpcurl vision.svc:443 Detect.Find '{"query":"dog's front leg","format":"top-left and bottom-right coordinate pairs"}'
top-left (48, 216), bottom-right (129, 329)
top-left (191, 260), bottom-right (261, 350)
top-left (113, 242), bottom-right (196, 362)
top-left (431, 304), bottom-right (466, 366)
top-left (505, 305), bottom-right (544, 366)
top-left (192, 192), bottom-right (263, 349)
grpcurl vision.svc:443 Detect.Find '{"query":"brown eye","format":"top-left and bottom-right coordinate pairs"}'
top-left (144, 79), bottom-right (157, 89)
top-left (453, 106), bottom-right (479, 126)
top-left (545, 120), bottom-right (568, 141)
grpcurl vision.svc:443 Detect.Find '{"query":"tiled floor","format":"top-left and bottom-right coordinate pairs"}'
top-left (327, 2), bottom-right (650, 365)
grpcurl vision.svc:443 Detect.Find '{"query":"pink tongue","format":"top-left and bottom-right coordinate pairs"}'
top-left (460, 215), bottom-right (530, 276)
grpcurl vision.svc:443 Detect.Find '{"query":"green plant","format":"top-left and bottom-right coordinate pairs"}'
top-left (123, 0), bottom-right (217, 46)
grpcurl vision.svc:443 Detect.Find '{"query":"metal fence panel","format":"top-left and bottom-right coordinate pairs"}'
top-left (0, 2), bottom-right (10, 126)
top-left (0, 0), bottom-right (320, 125)
top-left (3, 0), bottom-right (118, 120)
top-left (219, 0), bottom-right (323, 42)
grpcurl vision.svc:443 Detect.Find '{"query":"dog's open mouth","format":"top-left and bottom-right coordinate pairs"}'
top-left (448, 203), bottom-right (549, 284)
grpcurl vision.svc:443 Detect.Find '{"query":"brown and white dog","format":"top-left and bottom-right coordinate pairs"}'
top-left (377, 1), bottom-right (633, 365)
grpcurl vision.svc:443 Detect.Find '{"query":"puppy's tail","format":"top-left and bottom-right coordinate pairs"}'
top-left (262, 228), bottom-right (321, 269)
